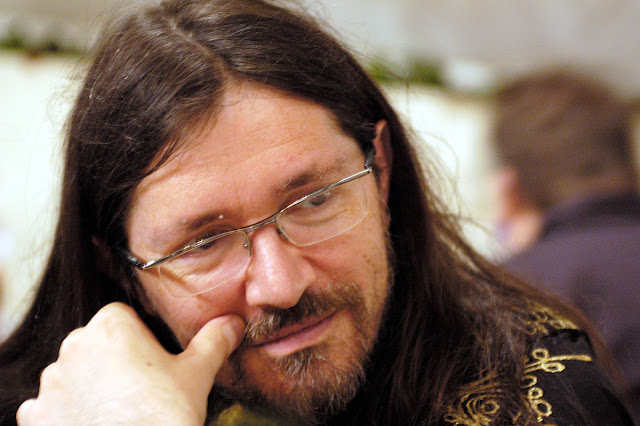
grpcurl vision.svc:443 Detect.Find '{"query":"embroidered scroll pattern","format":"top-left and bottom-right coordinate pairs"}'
top-left (443, 372), bottom-right (504, 425)
top-left (443, 306), bottom-right (592, 425)
top-left (522, 348), bottom-right (592, 423)
top-left (522, 305), bottom-right (580, 336)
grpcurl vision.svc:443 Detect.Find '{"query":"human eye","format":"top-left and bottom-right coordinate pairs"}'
top-left (181, 232), bottom-right (229, 258)
top-left (166, 231), bottom-right (244, 279)
top-left (191, 236), bottom-right (219, 253)
top-left (297, 187), bottom-right (339, 211)
top-left (285, 186), bottom-right (348, 225)
top-left (300, 189), bottom-right (332, 208)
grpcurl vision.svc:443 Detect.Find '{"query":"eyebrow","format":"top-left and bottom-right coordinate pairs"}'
top-left (149, 156), bottom-right (351, 250)
top-left (275, 159), bottom-right (345, 194)
top-left (148, 211), bottom-right (228, 250)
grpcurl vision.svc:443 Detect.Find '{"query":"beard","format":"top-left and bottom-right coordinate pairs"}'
top-left (209, 211), bottom-right (396, 423)
top-left (212, 281), bottom-right (383, 423)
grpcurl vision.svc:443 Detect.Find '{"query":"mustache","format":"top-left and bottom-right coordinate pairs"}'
top-left (241, 282), bottom-right (364, 347)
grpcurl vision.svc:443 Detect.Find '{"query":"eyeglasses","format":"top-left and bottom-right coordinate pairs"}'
top-left (118, 145), bottom-right (375, 297)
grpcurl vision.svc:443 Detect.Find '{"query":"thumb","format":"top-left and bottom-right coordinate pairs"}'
top-left (177, 315), bottom-right (245, 391)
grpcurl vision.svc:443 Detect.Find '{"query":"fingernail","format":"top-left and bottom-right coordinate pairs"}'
top-left (223, 316), bottom-right (245, 349)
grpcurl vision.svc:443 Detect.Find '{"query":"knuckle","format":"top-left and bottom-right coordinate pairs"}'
top-left (88, 302), bottom-right (139, 333)
top-left (58, 327), bottom-right (84, 357)
top-left (17, 398), bottom-right (39, 424)
top-left (39, 363), bottom-right (62, 388)
top-left (93, 302), bottom-right (136, 323)
top-left (83, 302), bottom-right (155, 350)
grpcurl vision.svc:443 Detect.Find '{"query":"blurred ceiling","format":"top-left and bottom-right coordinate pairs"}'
top-left (2, 0), bottom-right (640, 97)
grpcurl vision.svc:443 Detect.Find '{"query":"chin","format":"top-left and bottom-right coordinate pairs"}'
top-left (215, 322), bottom-right (371, 422)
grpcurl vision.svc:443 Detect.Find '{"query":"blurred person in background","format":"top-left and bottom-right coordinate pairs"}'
top-left (0, 2), bottom-right (634, 424)
top-left (492, 69), bottom-right (640, 424)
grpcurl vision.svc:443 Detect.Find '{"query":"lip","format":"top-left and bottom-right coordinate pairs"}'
top-left (250, 311), bottom-right (337, 357)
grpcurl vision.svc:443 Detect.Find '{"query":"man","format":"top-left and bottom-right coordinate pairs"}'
top-left (493, 70), bottom-right (640, 424)
top-left (0, 1), bottom-right (633, 424)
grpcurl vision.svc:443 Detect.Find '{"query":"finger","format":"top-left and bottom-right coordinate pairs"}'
top-left (58, 327), bottom-right (85, 357)
top-left (178, 315), bottom-right (245, 388)
top-left (88, 302), bottom-right (146, 333)
top-left (16, 398), bottom-right (36, 425)
top-left (87, 302), bottom-right (162, 349)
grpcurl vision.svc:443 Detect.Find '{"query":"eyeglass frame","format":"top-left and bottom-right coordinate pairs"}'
top-left (117, 143), bottom-right (376, 271)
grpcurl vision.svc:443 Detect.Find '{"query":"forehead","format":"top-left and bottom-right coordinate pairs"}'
top-left (126, 82), bottom-right (362, 238)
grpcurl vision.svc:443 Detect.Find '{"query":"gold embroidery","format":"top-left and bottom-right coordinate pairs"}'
top-left (522, 305), bottom-right (580, 336)
top-left (521, 348), bottom-right (592, 423)
top-left (443, 372), bottom-right (503, 425)
top-left (443, 306), bottom-right (592, 425)
top-left (525, 348), bottom-right (592, 375)
top-left (211, 403), bottom-right (289, 425)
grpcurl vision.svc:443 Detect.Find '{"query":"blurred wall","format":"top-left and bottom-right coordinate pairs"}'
top-left (0, 52), bottom-right (74, 338)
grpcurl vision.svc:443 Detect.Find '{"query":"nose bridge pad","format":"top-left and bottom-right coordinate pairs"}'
top-left (246, 220), bottom-right (299, 279)
top-left (244, 218), bottom-right (314, 309)
top-left (243, 231), bottom-right (252, 257)
top-left (244, 217), bottom-right (286, 265)
top-left (274, 216), bottom-right (287, 239)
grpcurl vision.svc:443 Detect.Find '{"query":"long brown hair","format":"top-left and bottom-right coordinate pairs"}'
top-left (0, 1), bottom-right (606, 424)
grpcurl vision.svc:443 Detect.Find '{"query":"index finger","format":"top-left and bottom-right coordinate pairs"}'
top-left (177, 315), bottom-right (245, 389)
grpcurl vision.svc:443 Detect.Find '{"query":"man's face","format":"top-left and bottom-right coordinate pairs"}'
top-left (125, 82), bottom-right (393, 419)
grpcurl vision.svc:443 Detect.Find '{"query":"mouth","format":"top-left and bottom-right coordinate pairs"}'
top-left (248, 311), bottom-right (338, 357)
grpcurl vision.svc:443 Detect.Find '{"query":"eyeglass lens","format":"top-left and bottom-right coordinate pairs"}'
top-left (157, 174), bottom-right (369, 297)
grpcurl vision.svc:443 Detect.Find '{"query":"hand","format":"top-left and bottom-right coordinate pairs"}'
top-left (17, 302), bottom-right (244, 425)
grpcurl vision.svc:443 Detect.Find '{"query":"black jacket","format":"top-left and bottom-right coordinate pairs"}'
top-left (505, 192), bottom-right (640, 424)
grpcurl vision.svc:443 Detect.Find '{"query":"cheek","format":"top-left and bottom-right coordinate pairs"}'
top-left (355, 208), bottom-right (392, 318)
top-left (313, 209), bottom-right (390, 307)
top-left (137, 272), bottom-right (228, 347)
top-left (153, 298), bottom-right (208, 348)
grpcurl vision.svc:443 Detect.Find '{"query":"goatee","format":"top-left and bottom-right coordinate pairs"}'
top-left (215, 282), bottom-right (371, 423)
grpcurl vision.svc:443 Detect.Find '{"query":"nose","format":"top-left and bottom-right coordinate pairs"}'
top-left (244, 225), bottom-right (316, 309)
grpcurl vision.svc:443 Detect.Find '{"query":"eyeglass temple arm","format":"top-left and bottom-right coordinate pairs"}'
top-left (116, 246), bottom-right (146, 269)
top-left (364, 143), bottom-right (376, 169)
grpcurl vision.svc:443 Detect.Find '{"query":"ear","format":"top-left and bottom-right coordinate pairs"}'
top-left (492, 165), bottom-right (527, 220)
top-left (491, 166), bottom-right (545, 254)
top-left (372, 120), bottom-right (393, 203)
top-left (92, 236), bottom-right (121, 281)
